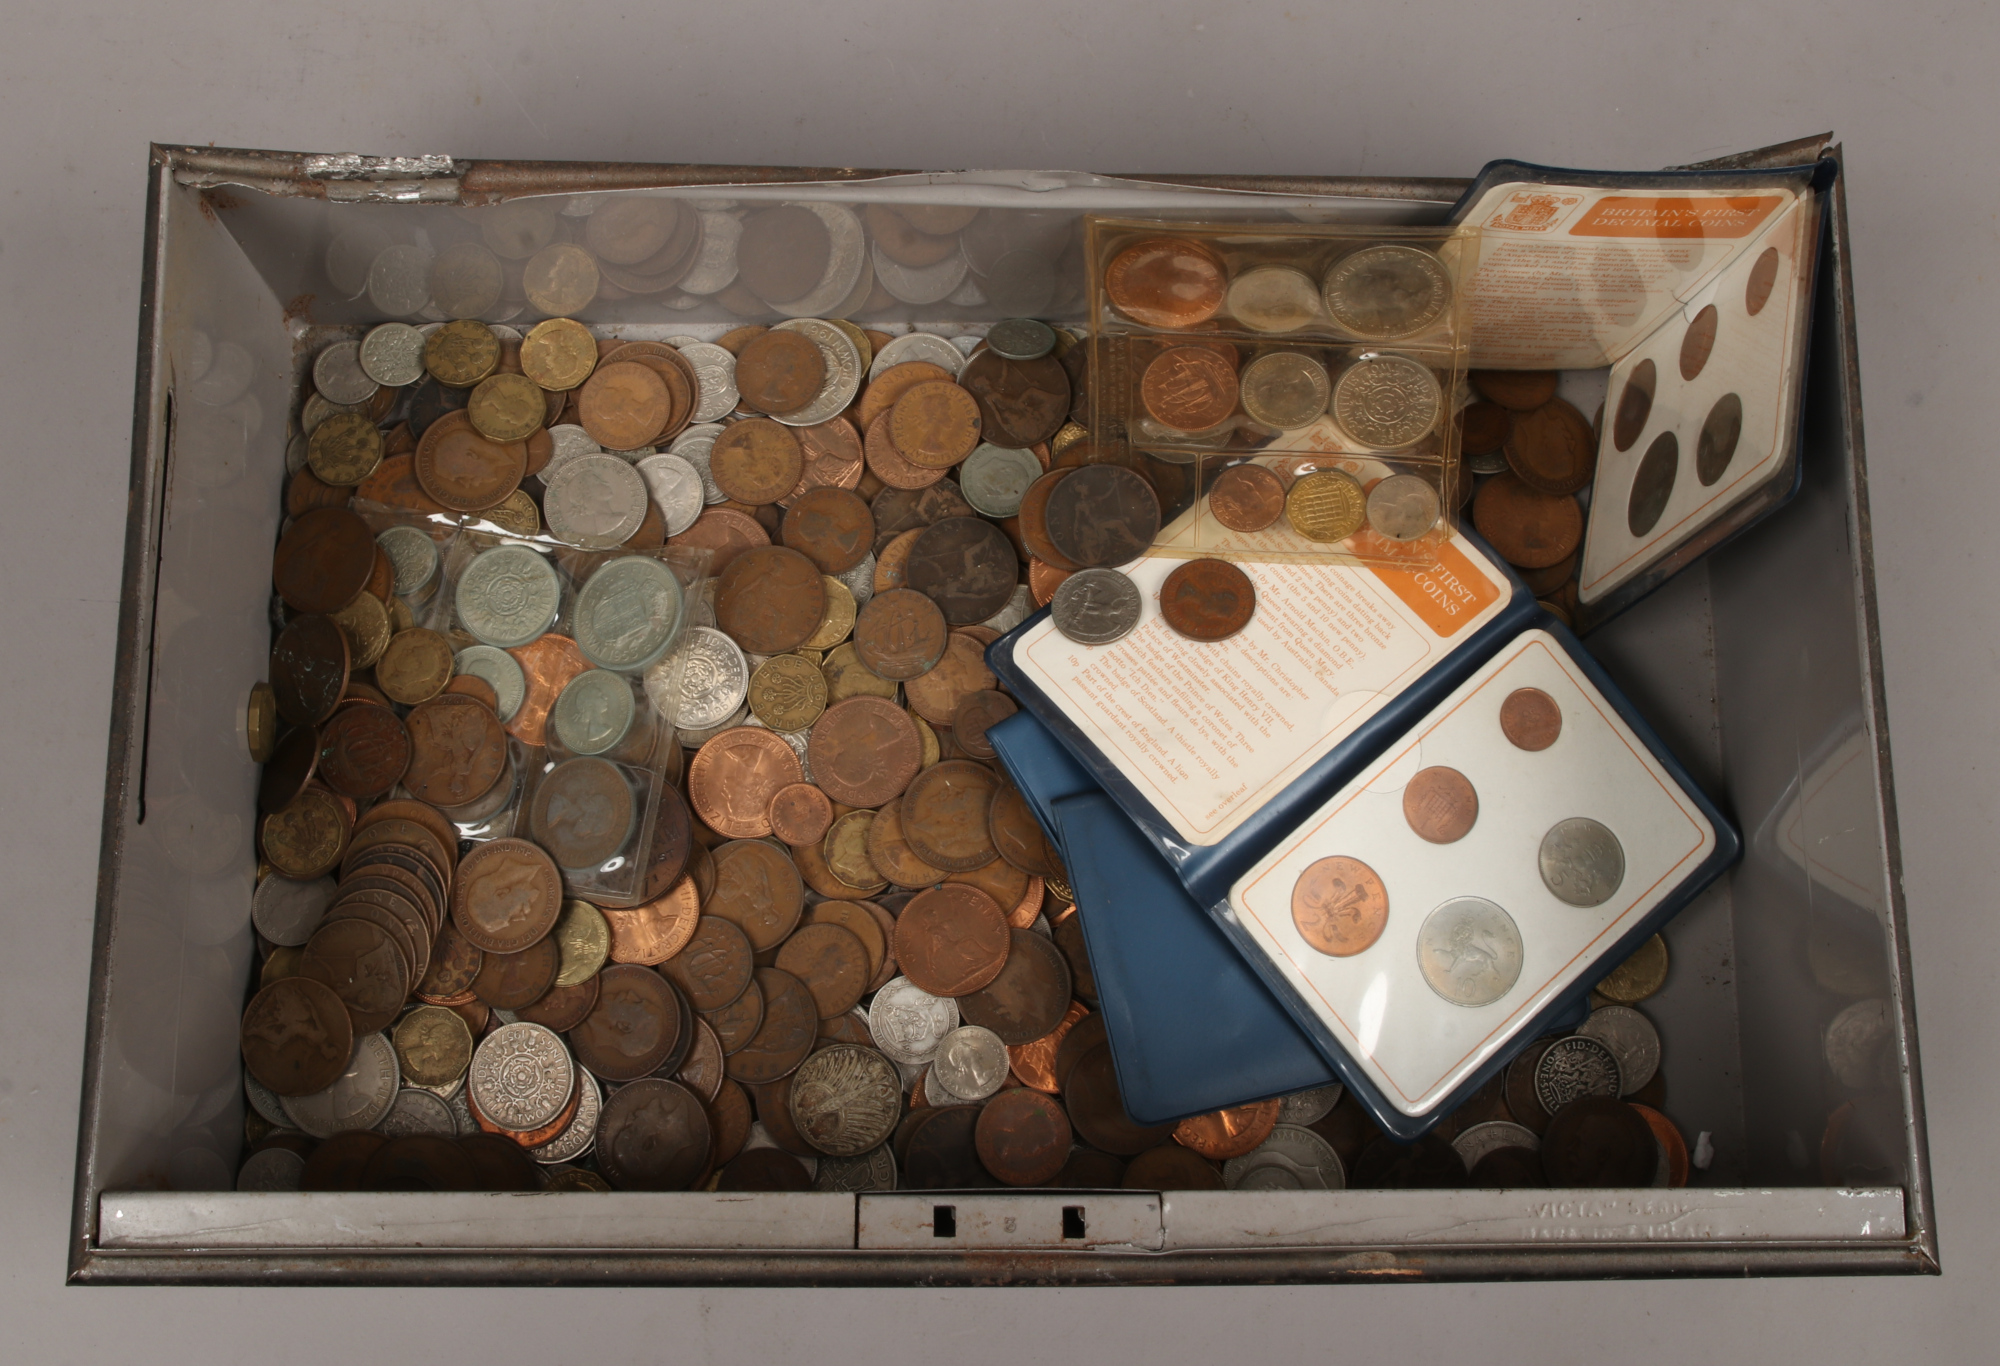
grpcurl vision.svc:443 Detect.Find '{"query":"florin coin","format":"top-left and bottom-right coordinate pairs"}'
top-left (1416, 897), bottom-right (1523, 1007)
top-left (469, 1022), bottom-right (576, 1133)
top-left (574, 554), bottom-right (684, 672)
top-left (456, 545), bottom-right (561, 649)
top-left (1332, 353), bottom-right (1442, 449)
top-left (1365, 473), bottom-right (1442, 542)
top-left (1538, 817), bottom-right (1626, 907)
top-left (649, 626), bottom-right (748, 730)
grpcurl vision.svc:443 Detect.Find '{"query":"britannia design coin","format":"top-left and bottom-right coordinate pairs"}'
top-left (1332, 353), bottom-right (1442, 449)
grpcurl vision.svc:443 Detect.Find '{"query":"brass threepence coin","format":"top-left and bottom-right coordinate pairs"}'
top-left (1284, 470), bottom-right (1367, 543)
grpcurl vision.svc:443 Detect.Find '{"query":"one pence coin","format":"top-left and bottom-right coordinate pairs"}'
top-left (403, 697), bottom-right (507, 806)
top-left (1207, 463), bottom-right (1287, 533)
top-left (570, 964), bottom-right (684, 1081)
top-left (735, 329), bottom-right (826, 415)
top-left (270, 615), bottom-right (351, 727)
top-left (240, 977), bottom-right (354, 1096)
top-left (725, 968), bottom-right (819, 1085)
top-left (1174, 1099), bottom-right (1282, 1160)
top-left (316, 703), bottom-right (411, 799)
top-left (529, 756), bottom-right (635, 869)
top-left (807, 696), bottom-right (922, 808)
top-left (705, 839), bottom-right (806, 950)
top-left (899, 760), bottom-right (1001, 871)
top-left (774, 923), bottom-right (872, 1020)
top-left (769, 781), bottom-right (834, 847)
top-left (975, 1088), bottom-right (1072, 1185)
top-left (1471, 370), bottom-right (1559, 412)
top-left (272, 507), bottom-right (376, 614)
top-left (1104, 238), bottom-right (1225, 329)
top-left (1500, 687), bottom-right (1563, 751)
top-left (904, 517), bottom-right (1018, 624)
top-left (1065, 1043), bottom-right (1177, 1155)
top-left (715, 546), bottom-right (827, 654)
top-left (1402, 766), bottom-right (1479, 844)
top-left (894, 884), bottom-right (1010, 996)
top-left (1541, 1096), bottom-right (1659, 1188)
top-left (1290, 855), bottom-right (1389, 957)
top-left (660, 915), bottom-right (755, 1012)
top-left (299, 917), bottom-right (410, 1034)
top-left (781, 486), bottom-right (874, 573)
top-left (450, 837), bottom-right (562, 953)
top-left (414, 411), bottom-right (527, 513)
top-left (950, 689), bottom-right (1018, 760)
top-left (1505, 398), bottom-right (1597, 496)
top-left (955, 928), bottom-right (1071, 1045)
top-left (577, 361), bottom-right (670, 451)
top-left (1043, 466), bottom-right (1160, 568)
top-left (957, 349), bottom-right (1071, 449)
top-left (687, 726), bottom-right (803, 838)
top-left (1159, 559), bottom-right (1256, 642)
top-left (600, 877), bottom-right (701, 966)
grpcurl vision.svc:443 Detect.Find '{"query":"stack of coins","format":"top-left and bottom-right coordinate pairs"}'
top-left (1462, 369), bottom-right (1596, 624)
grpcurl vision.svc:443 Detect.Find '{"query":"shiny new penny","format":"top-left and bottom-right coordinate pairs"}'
top-left (1505, 397), bottom-right (1597, 495)
top-left (889, 381), bottom-right (982, 470)
top-left (1471, 370), bottom-right (1559, 412)
top-left (240, 977), bottom-right (354, 1097)
top-left (577, 361), bottom-right (671, 451)
top-left (975, 1088), bottom-right (1072, 1185)
top-left (1105, 238), bottom-right (1226, 330)
top-left (1141, 345), bottom-right (1239, 432)
top-left (735, 329), bottom-right (826, 415)
top-left (1472, 471), bottom-right (1583, 569)
top-left (775, 923), bottom-right (871, 1019)
top-left (726, 967), bottom-right (819, 1085)
top-left (1159, 559), bottom-right (1256, 642)
top-left (853, 588), bottom-right (948, 680)
top-left (710, 418), bottom-right (805, 506)
top-left (660, 915), bottom-right (755, 1012)
top-left (782, 486), bottom-right (874, 573)
top-left (687, 726), bottom-right (802, 838)
top-left (529, 755), bottom-right (634, 868)
top-left (905, 517), bottom-right (1018, 624)
top-left (1500, 687), bottom-right (1564, 751)
top-left (958, 350), bottom-right (1071, 449)
top-left (951, 690), bottom-right (1018, 760)
top-left (1006, 1000), bottom-right (1087, 1093)
top-left (769, 781), bottom-right (834, 846)
top-left (706, 839), bottom-right (806, 950)
top-left (414, 411), bottom-right (527, 512)
top-left (895, 884), bottom-right (1010, 996)
top-left (1402, 766), bottom-right (1479, 844)
top-left (900, 759), bottom-right (1001, 871)
top-left (1207, 463), bottom-right (1287, 533)
top-left (570, 964), bottom-right (685, 1082)
top-left (403, 697), bottom-right (507, 806)
top-left (1043, 465), bottom-right (1160, 568)
top-left (601, 876), bottom-right (701, 966)
top-left (956, 928), bottom-right (1071, 1045)
top-left (273, 507), bottom-right (376, 614)
top-left (807, 696), bottom-right (922, 807)
top-left (451, 838), bottom-right (562, 954)
top-left (1291, 855), bottom-right (1390, 957)
top-left (1174, 1099), bottom-right (1283, 1160)
top-left (715, 546), bottom-right (827, 654)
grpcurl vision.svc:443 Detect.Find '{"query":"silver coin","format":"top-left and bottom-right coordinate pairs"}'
top-left (326, 224), bottom-right (393, 295)
top-left (456, 545), bottom-right (561, 649)
top-left (1226, 265), bottom-right (1323, 334)
top-left (788, 1044), bottom-right (903, 1156)
top-left (1538, 817), bottom-right (1626, 908)
top-left (1238, 351), bottom-right (1332, 429)
top-left (924, 1065), bottom-right (977, 1107)
top-left (979, 584), bottom-right (1032, 636)
top-left (367, 243), bottom-right (433, 318)
top-left (1274, 1083), bottom-right (1344, 1128)
top-left (285, 431), bottom-right (309, 475)
top-left (771, 202), bottom-right (866, 316)
top-left (958, 444), bottom-right (1042, 519)
top-left (542, 423), bottom-right (603, 481)
top-left (358, 322), bottom-right (427, 387)
top-left (376, 1086), bottom-right (457, 1137)
top-left (814, 1144), bottom-right (898, 1192)
top-left (1452, 1119), bottom-right (1541, 1171)
top-left (1365, 473), bottom-right (1442, 542)
top-left (1322, 244), bottom-right (1453, 340)
top-left (552, 668), bottom-right (637, 755)
top-left (1332, 353), bottom-right (1442, 449)
top-left (678, 701), bottom-right (750, 751)
top-left (1823, 997), bottom-right (1896, 1090)
top-left (929, 1025), bottom-right (1008, 1101)
top-left (1223, 1124), bottom-right (1345, 1190)
top-left (281, 1032), bottom-right (400, 1139)
top-left (1051, 568), bottom-right (1143, 646)
top-left (985, 317), bottom-right (1057, 362)
top-left (1416, 897), bottom-right (1524, 1007)
top-left (677, 211), bottom-right (742, 297)
top-left (529, 1068), bottom-right (602, 1164)
top-left (236, 1147), bottom-right (306, 1192)
top-left (669, 432), bottom-right (729, 505)
top-left (445, 1081), bottom-right (478, 1136)
top-left (677, 342), bottom-right (741, 423)
top-left (574, 554), bottom-right (685, 672)
top-left (429, 240), bottom-right (504, 320)
top-left (867, 977), bottom-right (960, 1066)
top-left (870, 240), bottom-right (970, 307)
top-left (251, 874), bottom-right (335, 947)
top-left (376, 525), bottom-right (440, 597)
top-left (1577, 1004), bottom-right (1662, 1094)
top-left (770, 318), bottom-right (863, 427)
top-left (313, 340), bottom-right (379, 406)
top-left (1467, 450), bottom-right (1510, 476)
top-left (1534, 1035), bottom-right (1624, 1114)
top-left (606, 445), bottom-right (656, 463)
top-left (452, 645), bottom-right (528, 722)
top-left (868, 331), bottom-right (966, 381)
top-left (648, 625), bottom-right (748, 730)
top-left (544, 455), bottom-right (650, 549)
top-left (243, 1071), bottom-right (290, 1127)
top-left (469, 1022), bottom-right (576, 1133)
top-left (635, 453), bottom-right (707, 537)
top-left (834, 552), bottom-right (877, 610)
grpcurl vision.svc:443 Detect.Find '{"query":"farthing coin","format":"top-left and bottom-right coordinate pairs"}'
top-left (376, 1086), bottom-right (457, 1137)
top-left (1577, 1004), bottom-right (1662, 1094)
top-left (545, 454), bottom-right (650, 549)
top-left (868, 977), bottom-right (960, 1066)
top-left (787, 1044), bottom-right (903, 1156)
top-left (452, 645), bottom-right (527, 722)
top-left (574, 554), bottom-right (685, 671)
top-left (456, 545), bottom-right (561, 649)
top-left (1452, 1119), bottom-right (1541, 1170)
top-left (1534, 1035), bottom-right (1624, 1112)
top-left (281, 1032), bottom-right (400, 1138)
top-left (1416, 897), bottom-right (1524, 1007)
top-left (677, 342), bottom-right (742, 423)
top-left (813, 1145), bottom-right (898, 1192)
top-left (469, 1022), bottom-right (577, 1133)
top-left (930, 1025), bottom-right (1009, 1101)
top-left (314, 339), bottom-right (380, 405)
top-left (1332, 353), bottom-right (1443, 449)
top-left (958, 443), bottom-right (1044, 519)
top-left (252, 874), bottom-right (335, 947)
top-left (869, 331), bottom-right (966, 380)
top-left (528, 1068), bottom-right (602, 1164)
top-left (1538, 817), bottom-right (1626, 907)
top-left (1222, 1124), bottom-right (1345, 1190)
top-left (1050, 567), bottom-right (1143, 646)
top-left (359, 322), bottom-right (427, 387)
top-left (647, 626), bottom-right (748, 729)
top-left (1365, 473), bottom-right (1443, 542)
top-left (551, 669), bottom-right (638, 756)
top-left (1274, 1083), bottom-right (1345, 1128)
top-left (1322, 244), bottom-right (1453, 340)
top-left (376, 525), bottom-right (440, 597)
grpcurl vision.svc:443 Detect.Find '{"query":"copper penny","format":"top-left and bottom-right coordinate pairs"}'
top-left (1104, 238), bottom-right (1226, 330)
top-left (774, 923), bottom-right (871, 1019)
top-left (299, 917), bottom-right (409, 1034)
top-left (1472, 471), bottom-right (1583, 570)
top-left (417, 921), bottom-right (484, 1001)
top-left (456, 1131), bottom-right (542, 1190)
top-left (904, 517), bottom-right (1017, 625)
top-left (1500, 687), bottom-right (1563, 751)
top-left (504, 633), bottom-right (588, 748)
top-left (1159, 559), bottom-right (1256, 642)
top-left (956, 928), bottom-right (1070, 1045)
top-left (768, 782), bottom-right (835, 847)
top-left (866, 796), bottom-right (948, 889)
top-left (514, 972), bottom-right (601, 1033)
top-left (863, 409), bottom-right (947, 491)
top-left (577, 361), bottom-right (671, 451)
top-left (1631, 1103), bottom-right (1690, 1188)
top-left (1066, 1044), bottom-right (1177, 1155)
top-left (240, 977), bottom-right (354, 1097)
top-left (529, 756), bottom-right (635, 868)
top-left (904, 1105), bottom-right (998, 1189)
top-left (1680, 304), bottom-right (1720, 381)
top-left (1541, 1096), bottom-right (1659, 1188)
top-left (594, 1078), bottom-right (712, 1190)
top-left (1459, 401), bottom-right (1513, 456)
top-left (1173, 1099), bottom-right (1282, 1160)
top-left (1207, 464), bottom-right (1287, 533)
top-left (287, 466), bottom-right (350, 518)
top-left (705, 976), bottom-right (765, 1055)
top-left (989, 780), bottom-right (1059, 878)
top-left (735, 329), bottom-right (827, 415)
top-left (1403, 765), bottom-right (1479, 844)
top-left (316, 703), bottom-right (411, 800)
top-left (705, 1076), bottom-right (755, 1167)
top-left (951, 690), bottom-right (1017, 760)
top-left (1505, 397), bottom-right (1596, 495)
top-left (450, 837), bottom-right (562, 954)
top-left (568, 963), bottom-right (684, 1082)
top-left (1291, 855), bottom-right (1390, 957)
top-left (715, 545), bottom-right (827, 654)
top-left (859, 360), bottom-right (954, 429)
top-left (807, 696), bottom-right (923, 807)
top-left (1141, 345), bottom-right (1239, 432)
top-left (1008, 1001), bottom-right (1088, 1093)
top-left (726, 967), bottom-right (819, 1085)
top-left (413, 410), bottom-right (527, 512)
top-left (895, 884), bottom-right (1010, 996)
top-left (706, 839), bottom-right (805, 950)
top-left (1043, 465), bottom-right (1160, 568)
top-left (660, 915), bottom-right (755, 1012)
top-left (710, 418), bottom-right (805, 506)
top-left (270, 615), bottom-right (351, 726)
top-left (1124, 1144), bottom-right (1224, 1190)
top-left (687, 726), bottom-right (803, 838)
top-left (273, 507), bottom-right (376, 614)
top-left (900, 759), bottom-right (1000, 870)
top-left (403, 696), bottom-right (507, 806)
top-left (781, 485), bottom-right (874, 573)
top-left (1053, 1009), bottom-right (1109, 1089)
top-left (782, 417), bottom-right (866, 507)
top-left (1471, 370), bottom-right (1559, 412)
top-left (864, 202), bottom-right (960, 267)
top-left (975, 1088), bottom-right (1073, 1185)
top-left (805, 901), bottom-right (888, 983)
top-left (356, 454), bottom-right (451, 518)
top-left (674, 1018), bottom-right (726, 1104)
top-left (871, 479), bottom-right (975, 549)
top-left (298, 1130), bottom-right (389, 1190)
top-left (889, 381), bottom-right (982, 470)
top-left (667, 506), bottom-right (770, 577)
top-left (958, 349), bottom-right (1071, 449)
top-left (641, 783), bottom-right (693, 901)
top-left (747, 1076), bottom-right (817, 1155)
top-left (716, 1146), bottom-right (812, 1191)
top-left (469, 936), bottom-right (560, 1010)
top-left (602, 875), bottom-right (701, 966)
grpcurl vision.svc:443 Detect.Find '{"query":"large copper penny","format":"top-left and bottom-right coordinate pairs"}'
top-left (515, 972), bottom-right (601, 1032)
top-left (735, 329), bottom-right (826, 415)
top-left (1159, 559), bottom-right (1256, 642)
top-left (659, 915), bottom-right (754, 1011)
top-left (299, 917), bottom-right (409, 1034)
top-left (706, 978), bottom-right (764, 1055)
top-left (863, 409), bottom-right (947, 491)
top-left (905, 517), bottom-right (1017, 625)
top-left (1104, 238), bottom-right (1226, 330)
top-left (774, 923), bottom-right (871, 1019)
top-left (667, 506), bottom-right (770, 576)
top-left (805, 901), bottom-right (888, 983)
top-left (1500, 687), bottom-right (1563, 751)
top-left (273, 507), bottom-right (376, 614)
top-left (1471, 370), bottom-right (1559, 412)
top-left (577, 361), bottom-right (671, 450)
top-left (900, 760), bottom-right (1001, 871)
top-left (1472, 471), bottom-right (1583, 570)
top-left (895, 884), bottom-right (1010, 996)
top-left (469, 936), bottom-right (560, 1010)
top-left (316, 703), bottom-right (411, 799)
top-left (866, 797), bottom-right (948, 889)
top-left (240, 977), bottom-right (354, 1096)
top-left (362, 1135), bottom-right (479, 1191)
top-left (1505, 397), bottom-right (1597, 495)
top-left (402, 696), bottom-right (507, 806)
top-left (956, 928), bottom-right (1071, 1044)
top-left (417, 921), bottom-right (484, 1001)
top-left (601, 875), bottom-right (701, 965)
top-left (715, 545), bottom-right (827, 654)
top-left (1017, 467), bottom-right (1080, 571)
top-left (889, 381), bottom-right (983, 472)
top-left (1207, 463), bottom-right (1287, 533)
top-left (859, 360), bottom-right (954, 429)
top-left (570, 963), bottom-right (684, 1081)
top-left (1124, 1144), bottom-right (1224, 1190)
top-left (1007, 1001), bottom-right (1088, 1093)
top-left (781, 486), bottom-right (874, 573)
top-left (1291, 855), bottom-right (1390, 957)
top-left (1459, 401), bottom-right (1513, 456)
top-left (413, 410), bottom-right (527, 512)
top-left (596, 1078), bottom-right (713, 1190)
top-left (1141, 346), bottom-right (1239, 432)
top-left (950, 690), bottom-right (1018, 761)
top-left (1403, 765), bottom-right (1479, 844)
top-left (1541, 1096), bottom-right (1659, 1187)
top-left (641, 783), bottom-right (693, 900)
top-left (1173, 1099), bottom-right (1282, 1160)
top-left (451, 837), bottom-right (562, 953)
top-left (716, 1146), bottom-right (812, 1191)
top-left (706, 839), bottom-right (805, 950)
top-left (975, 1088), bottom-right (1073, 1185)
top-left (904, 1105), bottom-right (1000, 1189)
top-left (710, 418), bottom-right (805, 506)
top-left (456, 1131), bottom-right (542, 1190)
top-left (1044, 465), bottom-right (1160, 568)
top-left (959, 349), bottom-right (1071, 449)
top-left (989, 780), bottom-right (1059, 878)
top-left (807, 696), bottom-right (923, 807)
top-left (726, 967), bottom-right (819, 1084)
top-left (1053, 1008), bottom-right (1109, 1089)
top-left (270, 615), bottom-right (351, 726)
top-left (872, 478), bottom-right (975, 548)
top-left (949, 856), bottom-right (1030, 922)
top-left (1065, 1044), bottom-right (1177, 1155)
top-left (783, 417), bottom-right (866, 506)
top-left (356, 798), bottom-right (459, 868)
top-left (687, 726), bottom-right (803, 838)
top-left (528, 755), bottom-right (635, 869)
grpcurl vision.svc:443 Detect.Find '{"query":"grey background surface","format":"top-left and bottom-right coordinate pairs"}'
top-left (3, 1), bottom-right (1993, 1359)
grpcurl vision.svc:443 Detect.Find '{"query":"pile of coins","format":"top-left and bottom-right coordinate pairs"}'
top-left (1461, 370), bottom-right (1597, 624)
